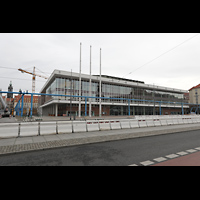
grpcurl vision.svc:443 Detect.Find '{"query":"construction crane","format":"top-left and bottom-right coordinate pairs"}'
top-left (18, 66), bottom-right (48, 93)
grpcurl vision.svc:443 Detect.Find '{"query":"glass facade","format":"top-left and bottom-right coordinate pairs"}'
top-left (40, 76), bottom-right (188, 116)
top-left (44, 77), bottom-right (186, 105)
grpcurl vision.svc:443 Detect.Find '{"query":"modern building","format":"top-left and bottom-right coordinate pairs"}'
top-left (40, 69), bottom-right (189, 117)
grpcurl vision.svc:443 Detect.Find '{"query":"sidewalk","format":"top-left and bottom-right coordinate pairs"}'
top-left (0, 123), bottom-right (200, 155)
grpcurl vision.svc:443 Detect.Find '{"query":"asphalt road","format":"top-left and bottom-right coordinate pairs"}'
top-left (1, 129), bottom-right (200, 166)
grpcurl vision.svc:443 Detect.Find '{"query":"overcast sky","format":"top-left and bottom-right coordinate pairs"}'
top-left (0, 33), bottom-right (200, 93)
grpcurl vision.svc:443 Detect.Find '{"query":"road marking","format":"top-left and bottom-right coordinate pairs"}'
top-left (186, 149), bottom-right (197, 153)
top-left (177, 151), bottom-right (188, 156)
top-left (129, 164), bottom-right (138, 166)
top-left (153, 157), bottom-right (167, 162)
top-left (165, 154), bottom-right (179, 159)
top-left (140, 160), bottom-right (154, 166)
top-left (129, 147), bottom-right (200, 166)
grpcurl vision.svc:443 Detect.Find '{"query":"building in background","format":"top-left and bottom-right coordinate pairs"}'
top-left (189, 84), bottom-right (200, 104)
top-left (189, 84), bottom-right (200, 113)
top-left (184, 92), bottom-right (189, 103)
top-left (7, 81), bottom-right (13, 99)
top-left (14, 95), bottom-right (39, 116)
top-left (40, 70), bottom-right (189, 116)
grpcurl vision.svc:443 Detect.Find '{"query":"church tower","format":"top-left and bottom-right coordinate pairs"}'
top-left (7, 81), bottom-right (13, 98)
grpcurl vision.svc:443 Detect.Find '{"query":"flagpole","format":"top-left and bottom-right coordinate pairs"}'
top-left (99, 48), bottom-right (102, 117)
top-left (78, 43), bottom-right (82, 118)
top-left (89, 45), bottom-right (92, 117)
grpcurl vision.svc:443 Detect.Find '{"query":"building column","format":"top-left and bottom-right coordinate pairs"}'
top-left (133, 106), bottom-right (135, 115)
top-left (55, 104), bottom-right (58, 117)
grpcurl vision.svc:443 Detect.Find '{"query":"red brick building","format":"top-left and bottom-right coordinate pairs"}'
top-left (14, 95), bottom-right (39, 115)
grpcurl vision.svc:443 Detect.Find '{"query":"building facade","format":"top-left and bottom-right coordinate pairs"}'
top-left (189, 84), bottom-right (200, 104)
top-left (14, 95), bottom-right (39, 116)
top-left (188, 84), bottom-right (200, 113)
top-left (40, 70), bottom-right (189, 116)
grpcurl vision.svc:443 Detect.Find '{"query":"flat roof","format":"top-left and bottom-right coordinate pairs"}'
top-left (93, 75), bottom-right (145, 84)
top-left (40, 69), bottom-right (188, 94)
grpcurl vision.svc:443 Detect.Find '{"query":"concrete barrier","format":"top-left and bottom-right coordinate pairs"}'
top-left (110, 120), bottom-right (121, 130)
top-left (57, 121), bottom-right (73, 134)
top-left (130, 120), bottom-right (139, 128)
top-left (154, 119), bottom-right (161, 126)
top-left (167, 119), bottom-right (174, 125)
top-left (73, 121), bottom-right (87, 133)
top-left (191, 117), bottom-right (199, 123)
top-left (178, 118), bottom-right (184, 124)
top-left (120, 119), bottom-right (131, 129)
top-left (2, 115), bottom-right (200, 139)
top-left (20, 122), bottom-right (39, 136)
top-left (146, 120), bottom-right (155, 127)
top-left (99, 120), bottom-right (111, 131)
top-left (182, 118), bottom-right (189, 124)
top-left (0, 123), bottom-right (19, 138)
top-left (138, 120), bottom-right (147, 128)
top-left (195, 117), bottom-right (200, 123)
top-left (187, 118), bottom-right (193, 124)
top-left (160, 119), bottom-right (168, 126)
top-left (173, 119), bottom-right (179, 125)
top-left (86, 121), bottom-right (100, 132)
top-left (40, 122), bottom-right (57, 135)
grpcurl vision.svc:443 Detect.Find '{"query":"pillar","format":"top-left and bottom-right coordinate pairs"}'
top-left (55, 104), bottom-right (58, 117)
top-left (30, 93), bottom-right (33, 118)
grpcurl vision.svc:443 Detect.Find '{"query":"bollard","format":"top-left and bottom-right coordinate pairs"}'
top-left (38, 122), bottom-right (40, 136)
top-left (18, 123), bottom-right (21, 137)
top-left (56, 121), bottom-right (58, 134)
top-left (72, 120), bottom-right (74, 133)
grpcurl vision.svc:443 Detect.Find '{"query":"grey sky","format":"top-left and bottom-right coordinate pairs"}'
top-left (0, 33), bottom-right (200, 93)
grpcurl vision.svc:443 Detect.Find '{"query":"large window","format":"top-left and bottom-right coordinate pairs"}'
top-left (44, 77), bottom-right (185, 104)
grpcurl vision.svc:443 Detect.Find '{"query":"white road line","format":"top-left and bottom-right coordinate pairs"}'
top-left (129, 164), bottom-right (138, 166)
top-left (153, 157), bottom-right (167, 162)
top-left (165, 154), bottom-right (179, 159)
top-left (130, 147), bottom-right (200, 166)
top-left (140, 160), bottom-right (154, 166)
top-left (177, 151), bottom-right (188, 156)
top-left (186, 149), bottom-right (197, 153)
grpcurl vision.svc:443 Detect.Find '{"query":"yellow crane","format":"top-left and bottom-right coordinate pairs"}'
top-left (18, 66), bottom-right (48, 93)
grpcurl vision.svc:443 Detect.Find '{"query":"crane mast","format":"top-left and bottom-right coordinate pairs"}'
top-left (32, 66), bottom-right (36, 93)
